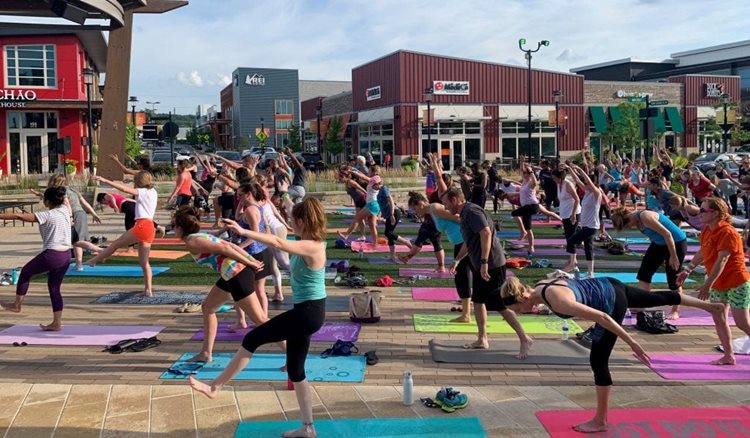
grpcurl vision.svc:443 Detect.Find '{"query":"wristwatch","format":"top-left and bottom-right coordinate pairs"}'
top-left (480, 259), bottom-right (488, 264)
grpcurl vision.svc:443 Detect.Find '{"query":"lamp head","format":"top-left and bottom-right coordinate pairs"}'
top-left (81, 67), bottom-right (94, 85)
top-left (518, 38), bottom-right (526, 48)
top-left (128, 96), bottom-right (138, 103)
top-left (541, 40), bottom-right (550, 47)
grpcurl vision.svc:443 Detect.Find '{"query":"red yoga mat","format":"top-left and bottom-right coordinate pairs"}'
top-left (537, 405), bottom-right (750, 438)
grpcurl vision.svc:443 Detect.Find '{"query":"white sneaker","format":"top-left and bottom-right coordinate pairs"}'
top-left (75, 265), bottom-right (84, 272)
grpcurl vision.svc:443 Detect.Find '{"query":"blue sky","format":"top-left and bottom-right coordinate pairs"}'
top-left (4, 0), bottom-right (750, 114)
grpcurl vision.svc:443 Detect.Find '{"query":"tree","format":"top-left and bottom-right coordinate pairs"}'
top-left (287, 124), bottom-right (302, 152)
top-left (125, 124), bottom-right (141, 160)
top-left (324, 116), bottom-right (344, 161)
top-left (186, 124), bottom-right (213, 147)
top-left (600, 103), bottom-right (643, 157)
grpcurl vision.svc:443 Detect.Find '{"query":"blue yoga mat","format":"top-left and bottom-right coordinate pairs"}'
top-left (601, 272), bottom-right (694, 284)
top-left (616, 236), bottom-right (698, 245)
top-left (496, 231), bottom-right (518, 238)
top-left (66, 264), bottom-right (170, 277)
top-left (235, 417), bottom-right (487, 438)
top-left (162, 353), bottom-right (366, 383)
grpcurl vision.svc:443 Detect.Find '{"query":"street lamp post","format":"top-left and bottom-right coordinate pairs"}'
top-left (316, 105), bottom-right (322, 153)
top-left (146, 101), bottom-right (160, 121)
top-left (552, 90), bottom-right (562, 164)
top-left (721, 93), bottom-right (731, 153)
top-left (81, 67), bottom-right (95, 173)
top-left (424, 86), bottom-right (434, 156)
top-left (128, 96), bottom-right (138, 142)
top-left (518, 38), bottom-right (550, 162)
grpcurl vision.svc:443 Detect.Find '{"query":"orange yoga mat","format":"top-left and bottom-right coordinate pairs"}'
top-left (114, 248), bottom-right (189, 260)
top-left (151, 238), bottom-right (185, 246)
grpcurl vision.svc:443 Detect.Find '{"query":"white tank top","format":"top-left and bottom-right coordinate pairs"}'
top-left (519, 182), bottom-right (538, 207)
top-left (261, 202), bottom-right (284, 232)
top-left (579, 189), bottom-right (601, 229)
top-left (557, 180), bottom-right (580, 219)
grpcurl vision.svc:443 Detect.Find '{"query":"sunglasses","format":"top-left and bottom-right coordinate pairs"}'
top-left (699, 207), bottom-right (715, 213)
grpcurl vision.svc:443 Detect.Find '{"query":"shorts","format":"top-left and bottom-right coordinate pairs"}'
top-left (176, 194), bottom-right (192, 206)
top-left (250, 247), bottom-right (274, 279)
top-left (73, 210), bottom-right (89, 243)
top-left (354, 196), bottom-right (366, 209)
top-left (215, 267), bottom-right (256, 302)
top-left (414, 220), bottom-right (443, 252)
top-left (365, 200), bottom-right (381, 216)
top-left (131, 218), bottom-right (156, 244)
top-left (710, 280), bottom-right (750, 309)
top-left (470, 266), bottom-right (507, 312)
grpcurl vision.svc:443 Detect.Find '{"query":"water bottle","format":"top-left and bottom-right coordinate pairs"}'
top-left (402, 369), bottom-right (414, 405)
top-left (561, 320), bottom-right (570, 340)
top-left (358, 245), bottom-right (364, 259)
top-left (573, 266), bottom-right (580, 280)
top-left (625, 309), bottom-right (633, 326)
top-left (11, 267), bottom-right (19, 285)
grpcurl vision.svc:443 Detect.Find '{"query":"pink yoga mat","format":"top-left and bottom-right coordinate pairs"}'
top-left (411, 287), bottom-right (459, 301)
top-left (624, 309), bottom-right (735, 326)
top-left (152, 238), bottom-right (184, 245)
top-left (629, 244), bottom-right (701, 252)
top-left (191, 321), bottom-right (361, 342)
top-left (0, 325), bottom-right (165, 346)
top-left (537, 406), bottom-right (750, 438)
top-left (351, 241), bottom-right (434, 253)
top-left (647, 354), bottom-right (750, 380)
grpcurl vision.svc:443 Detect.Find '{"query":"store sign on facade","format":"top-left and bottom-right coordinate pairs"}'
top-left (0, 89), bottom-right (37, 108)
top-left (245, 73), bottom-right (266, 86)
top-left (366, 85), bottom-right (381, 101)
top-left (705, 83), bottom-right (725, 98)
top-left (433, 80), bottom-right (470, 95)
top-left (615, 90), bottom-right (653, 99)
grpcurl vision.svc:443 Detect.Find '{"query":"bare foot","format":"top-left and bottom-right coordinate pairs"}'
top-left (282, 424), bottom-right (316, 438)
top-left (711, 354), bottom-right (736, 366)
top-left (517, 336), bottom-right (534, 359)
top-left (86, 259), bottom-right (97, 268)
top-left (39, 322), bottom-right (61, 331)
top-left (337, 231), bottom-right (349, 240)
top-left (398, 255), bottom-right (411, 264)
top-left (188, 376), bottom-right (219, 399)
top-left (434, 266), bottom-right (446, 273)
top-left (187, 352), bottom-right (212, 363)
top-left (138, 290), bottom-right (153, 298)
top-left (450, 315), bottom-right (471, 323)
top-left (0, 302), bottom-right (21, 313)
top-left (271, 294), bottom-right (284, 302)
top-left (463, 340), bottom-right (489, 349)
top-left (573, 418), bottom-right (608, 433)
top-left (666, 311), bottom-right (679, 320)
top-left (528, 246), bottom-right (535, 254)
top-left (228, 322), bottom-right (248, 332)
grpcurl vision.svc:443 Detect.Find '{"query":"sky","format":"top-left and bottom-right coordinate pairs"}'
top-left (4, 0), bottom-right (750, 114)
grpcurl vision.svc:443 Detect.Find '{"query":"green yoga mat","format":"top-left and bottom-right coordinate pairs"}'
top-left (413, 313), bottom-right (582, 334)
top-left (235, 417), bottom-right (487, 438)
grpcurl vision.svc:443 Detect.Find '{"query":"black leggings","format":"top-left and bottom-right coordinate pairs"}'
top-left (590, 279), bottom-right (681, 386)
top-left (384, 209), bottom-right (401, 246)
top-left (637, 240), bottom-right (687, 291)
top-left (453, 243), bottom-right (472, 299)
top-left (511, 203), bottom-right (539, 231)
top-left (566, 227), bottom-right (597, 260)
top-left (562, 216), bottom-right (578, 240)
top-left (121, 201), bottom-right (136, 231)
top-left (242, 298), bottom-right (326, 382)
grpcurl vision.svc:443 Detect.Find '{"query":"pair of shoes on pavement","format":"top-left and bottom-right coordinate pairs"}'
top-left (0, 272), bottom-right (11, 286)
top-left (434, 387), bottom-right (468, 413)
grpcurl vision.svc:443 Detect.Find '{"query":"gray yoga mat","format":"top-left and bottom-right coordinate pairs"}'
top-left (268, 295), bottom-right (350, 312)
top-left (428, 339), bottom-right (637, 365)
top-left (92, 290), bottom-right (207, 305)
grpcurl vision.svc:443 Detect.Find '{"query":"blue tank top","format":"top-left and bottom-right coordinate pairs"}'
top-left (541, 277), bottom-right (615, 319)
top-left (237, 205), bottom-right (268, 254)
top-left (637, 211), bottom-right (686, 246)
top-left (430, 204), bottom-right (463, 245)
top-left (290, 247), bottom-right (327, 304)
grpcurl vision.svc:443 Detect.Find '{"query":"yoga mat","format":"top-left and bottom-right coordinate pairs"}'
top-left (623, 309), bottom-right (734, 327)
top-left (537, 406), bottom-right (750, 438)
top-left (496, 231), bottom-right (518, 238)
top-left (351, 241), bottom-right (434, 253)
top-left (629, 244), bottom-right (701, 252)
top-left (616, 236), bottom-right (699, 245)
top-left (234, 417), bottom-right (487, 438)
top-left (66, 264), bottom-right (170, 277)
top-left (369, 256), bottom-right (454, 265)
top-left (601, 272), bottom-right (695, 284)
top-left (508, 238), bottom-right (567, 246)
top-left (646, 354), bottom-right (750, 380)
top-left (113, 249), bottom-right (189, 260)
top-left (412, 287), bottom-right (459, 302)
top-left (510, 247), bottom-right (608, 257)
top-left (151, 238), bottom-right (185, 245)
top-left (268, 295), bottom-right (350, 312)
top-left (280, 268), bottom-right (337, 280)
top-left (161, 353), bottom-right (366, 382)
top-left (191, 321), bottom-right (361, 342)
top-left (413, 314), bottom-right (582, 334)
top-left (399, 268), bottom-right (454, 279)
top-left (0, 325), bottom-right (165, 346)
top-left (92, 290), bottom-right (207, 305)
top-left (429, 339), bottom-right (636, 365)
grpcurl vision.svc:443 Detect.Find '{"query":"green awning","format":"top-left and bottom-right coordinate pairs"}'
top-left (653, 108), bottom-right (666, 133)
top-left (589, 106), bottom-right (608, 133)
top-left (665, 107), bottom-right (685, 133)
top-left (609, 106), bottom-right (622, 123)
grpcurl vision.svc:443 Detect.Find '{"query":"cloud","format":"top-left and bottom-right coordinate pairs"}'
top-left (556, 48), bottom-right (585, 62)
top-left (177, 70), bottom-right (204, 87)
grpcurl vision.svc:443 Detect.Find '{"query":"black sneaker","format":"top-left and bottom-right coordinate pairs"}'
top-left (576, 326), bottom-right (595, 347)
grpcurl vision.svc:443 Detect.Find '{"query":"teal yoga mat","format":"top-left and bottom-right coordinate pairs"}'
top-left (162, 353), bottom-right (366, 382)
top-left (66, 264), bottom-right (170, 277)
top-left (234, 417), bottom-right (487, 438)
top-left (616, 236), bottom-right (698, 245)
top-left (601, 273), bottom-right (694, 284)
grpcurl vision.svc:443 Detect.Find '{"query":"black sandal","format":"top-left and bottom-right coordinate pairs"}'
top-left (420, 397), bottom-right (440, 408)
top-left (364, 350), bottom-right (379, 366)
top-left (128, 336), bottom-right (162, 352)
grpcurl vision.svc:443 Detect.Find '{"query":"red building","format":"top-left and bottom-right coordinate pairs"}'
top-left (0, 29), bottom-right (105, 176)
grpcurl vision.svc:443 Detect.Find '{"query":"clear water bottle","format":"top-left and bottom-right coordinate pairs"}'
top-left (358, 245), bottom-right (364, 259)
top-left (573, 266), bottom-right (580, 280)
top-left (402, 369), bottom-right (414, 406)
top-left (561, 320), bottom-right (570, 340)
top-left (625, 309), bottom-right (633, 326)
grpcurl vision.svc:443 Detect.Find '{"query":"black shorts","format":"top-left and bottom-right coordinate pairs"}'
top-left (354, 196), bottom-right (366, 209)
top-left (637, 240), bottom-right (687, 290)
top-left (470, 266), bottom-right (507, 311)
top-left (414, 220), bottom-right (443, 252)
top-left (215, 267), bottom-right (256, 302)
top-left (121, 201), bottom-right (136, 230)
top-left (511, 203), bottom-right (540, 230)
top-left (250, 247), bottom-right (274, 279)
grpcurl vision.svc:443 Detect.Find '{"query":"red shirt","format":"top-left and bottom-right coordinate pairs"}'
top-left (688, 176), bottom-right (713, 200)
top-left (699, 220), bottom-right (750, 290)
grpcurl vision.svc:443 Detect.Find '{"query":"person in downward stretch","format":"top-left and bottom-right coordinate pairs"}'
top-left (190, 197), bottom-right (328, 438)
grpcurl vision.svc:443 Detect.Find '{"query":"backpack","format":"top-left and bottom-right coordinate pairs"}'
top-left (607, 241), bottom-right (627, 255)
top-left (335, 238), bottom-right (351, 249)
top-left (349, 290), bottom-right (382, 323)
top-left (635, 310), bottom-right (678, 334)
top-left (321, 340), bottom-right (359, 358)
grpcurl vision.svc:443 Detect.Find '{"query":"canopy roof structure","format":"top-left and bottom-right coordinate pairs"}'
top-left (0, 0), bottom-right (186, 27)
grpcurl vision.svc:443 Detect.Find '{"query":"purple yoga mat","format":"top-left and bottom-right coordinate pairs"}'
top-left (647, 354), bottom-right (750, 380)
top-left (508, 238), bottom-right (567, 246)
top-left (629, 244), bottom-right (701, 252)
top-left (191, 321), bottom-right (361, 342)
top-left (399, 268), bottom-right (455, 279)
top-left (411, 287), bottom-right (459, 302)
top-left (624, 309), bottom-right (735, 326)
top-left (0, 325), bottom-right (165, 346)
top-left (352, 241), bottom-right (434, 253)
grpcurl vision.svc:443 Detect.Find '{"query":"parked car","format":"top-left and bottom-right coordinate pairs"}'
top-left (295, 152), bottom-right (325, 172)
top-left (692, 153), bottom-right (736, 165)
top-left (696, 160), bottom-right (739, 179)
top-left (151, 151), bottom-right (173, 165)
top-left (214, 150), bottom-right (242, 163)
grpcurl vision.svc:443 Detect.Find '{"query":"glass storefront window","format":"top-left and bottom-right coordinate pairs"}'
top-left (275, 119), bottom-right (291, 129)
top-left (382, 124), bottom-right (393, 136)
top-left (360, 126), bottom-right (370, 137)
top-left (465, 138), bottom-right (481, 162)
top-left (5, 44), bottom-right (56, 87)
top-left (541, 137), bottom-right (555, 158)
top-left (502, 138), bottom-right (516, 158)
top-left (47, 132), bottom-right (59, 173)
top-left (501, 123), bottom-right (517, 134)
top-left (9, 133), bottom-right (20, 174)
top-left (8, 112), bottom-right (20, 129)
top-left (540, 121), bottom-right (556, 133)
top-left (46, 112), bottom-right (58, 129)
top-left (23, 112), bottom-right (45, 129)
top-left (465, 122), bottom-right (481, 134)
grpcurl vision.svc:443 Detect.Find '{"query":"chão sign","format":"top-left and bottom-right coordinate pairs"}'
top-left (0, 89), bottom-right (37, 108)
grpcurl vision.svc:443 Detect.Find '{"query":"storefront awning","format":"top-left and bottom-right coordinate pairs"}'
top-left (665, 107), bottom-right (685, 133)
top-left (609, 106), bottom-right (622, 124)
top-left (589, 106), bottom-right (608, 133)
top-left (653, 108), bottom-right (666, 133)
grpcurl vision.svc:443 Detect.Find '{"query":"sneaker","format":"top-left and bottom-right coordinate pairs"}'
top-left (435, 388), bottom-right (468, 413)
top-left (75, 265), bottom-right (84, 272)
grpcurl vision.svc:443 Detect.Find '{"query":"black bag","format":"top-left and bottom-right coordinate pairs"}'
top-left (321, 340), bottom-right (359, 358)
top-left (635, 311), bottom-right (678, 334)
top-left (607, 241), bottom-right (627, 255)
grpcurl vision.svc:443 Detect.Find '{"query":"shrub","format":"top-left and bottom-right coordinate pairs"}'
top-left (401, 158), bottom-right (416, 171)
top-left (151, 163), bottom-right (176, 178)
